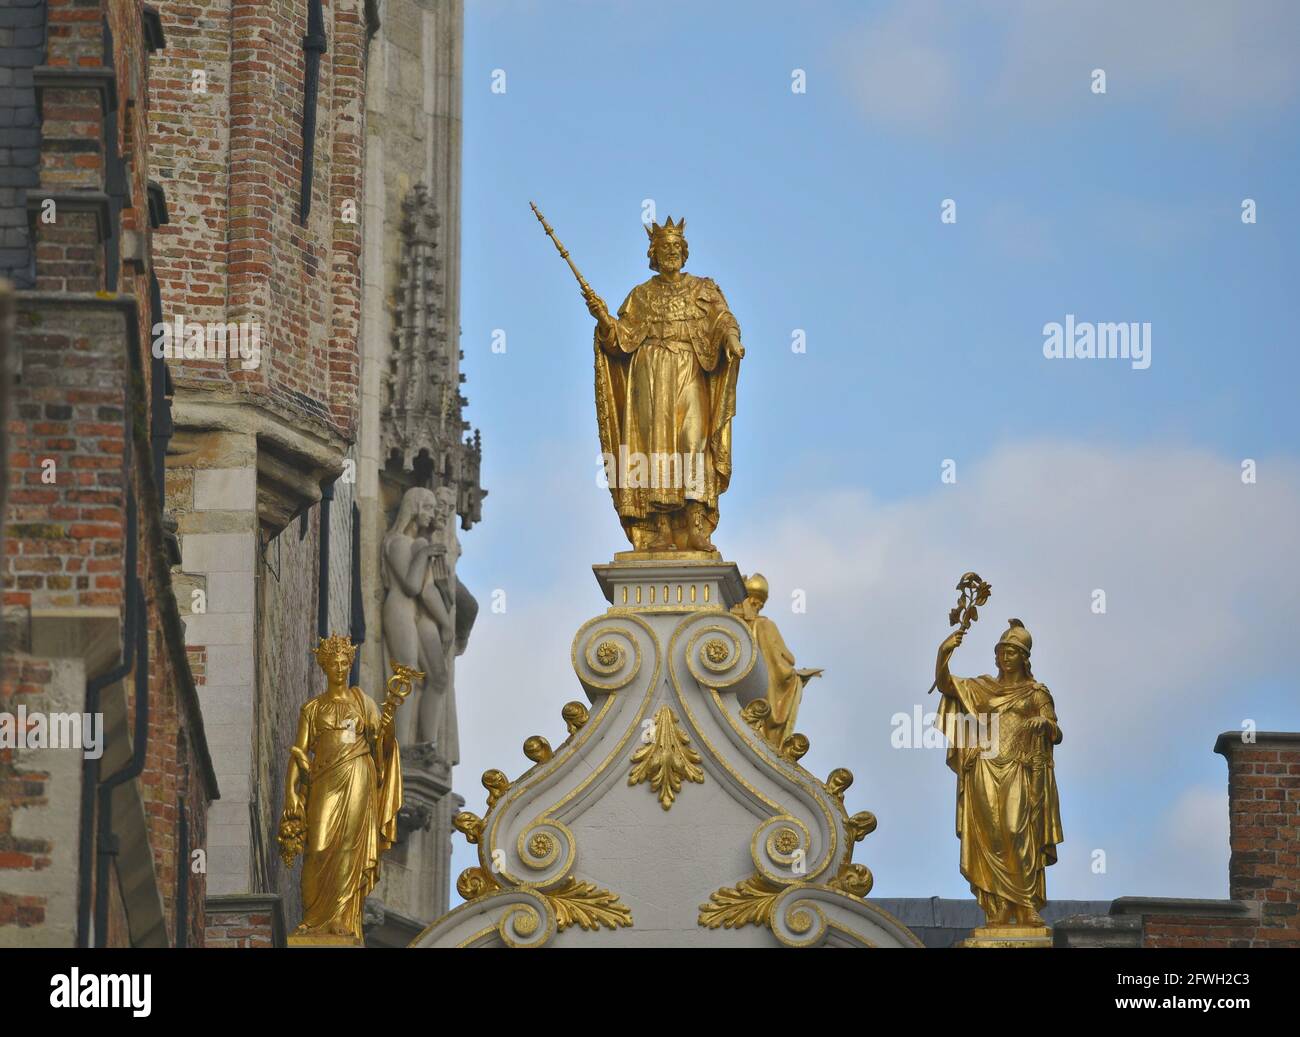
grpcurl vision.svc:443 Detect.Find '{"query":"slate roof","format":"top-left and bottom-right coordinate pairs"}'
top-left (870, 897), bottom-right (1114, 948)
top-left (0, 0), bottom-right (44, 289)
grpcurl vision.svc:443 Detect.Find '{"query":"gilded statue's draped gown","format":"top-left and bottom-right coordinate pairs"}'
top-left (594, 273), bottom-right (740, 537)
top-left (936, 676), bottom-right (1063, 917)
top-left (296, 687), bottom-right (402, 936)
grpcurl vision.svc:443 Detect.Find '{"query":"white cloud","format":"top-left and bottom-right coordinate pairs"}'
top-left (835, 6), bottom-right (962, 131)
top-left (1166, 785), bottom-right (1230, 861)
top-left (839, 0), bottom-right (1300, 133)
top-left (450, 440), bottom-right (1300, 902)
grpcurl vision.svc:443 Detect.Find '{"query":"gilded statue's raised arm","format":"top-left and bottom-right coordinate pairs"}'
top-left (934, 628), bottom-right (964, 698)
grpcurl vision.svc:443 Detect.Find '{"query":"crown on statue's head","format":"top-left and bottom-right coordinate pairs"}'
top-left (314, 633), bottom-right (357, 666)
top-left (645, 215), bottom-right (687, 244)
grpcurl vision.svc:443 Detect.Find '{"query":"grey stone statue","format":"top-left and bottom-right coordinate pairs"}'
top-left (381, 485), bottom-right (477, 760)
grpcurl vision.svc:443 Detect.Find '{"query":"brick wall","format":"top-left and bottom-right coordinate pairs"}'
top-left (1219, 731), bottom-right (1300, 943)
top-left (0, 654), bottom-right (55, 932)
top-left (206, 909), bottom-right (274, 948)
top-left (254, 511), bottom-right (321, 926)
top-left (205, 893), bottom-right (284, 947)
top-left (1126, 732), bottom-right (1300, 949)
top-left (3, 0), bottom-right (218, 947)
top-left (4, 304), bottom-right (126, 613)
top-left (148, 0), bottom-right (367, 436)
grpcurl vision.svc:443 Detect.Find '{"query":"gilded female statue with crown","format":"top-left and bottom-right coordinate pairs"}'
top-left (277, 635), bottom-right (423, 944)
top-left (531, 206), bottom-right (744, 552)
top-left (934, 617), bottom-right (1064, 939)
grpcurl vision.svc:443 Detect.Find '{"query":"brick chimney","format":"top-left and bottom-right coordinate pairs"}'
top-left (1214, 730), bottom-right (1300, 940)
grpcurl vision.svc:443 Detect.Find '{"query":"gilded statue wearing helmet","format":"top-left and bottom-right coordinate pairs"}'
top-left (934, 618), bottom-right (1064, 931)
top-left (731, 573), bottom-right (822, 750)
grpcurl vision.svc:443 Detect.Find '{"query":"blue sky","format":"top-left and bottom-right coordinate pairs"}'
top-left (449, 0), bottom-right (1300, 904)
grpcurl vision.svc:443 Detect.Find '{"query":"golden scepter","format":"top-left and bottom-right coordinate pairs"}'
top-left (380, 660), bottom-right (425, 736)
top-left (529, 201), bottom-right (607, 311)
top-left (927, 571), bottom-right (992, 694)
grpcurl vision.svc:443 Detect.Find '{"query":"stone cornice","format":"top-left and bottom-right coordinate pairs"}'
top-left (1214, 730), bottom-right (1300, 756)
top-left (206, 893), bottom-right (287, 947)
top-left (32, 66), bottom-right (119, 115)
top-left (1110, 897), bottom-right (1262, 919)
top-left (26, 191), bottom-right (112, 243)
top-left (171, 393), bottom-right (351, 533)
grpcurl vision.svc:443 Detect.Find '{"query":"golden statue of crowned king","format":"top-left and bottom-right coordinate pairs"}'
top-left (533, 206), bottom-right (742, 553)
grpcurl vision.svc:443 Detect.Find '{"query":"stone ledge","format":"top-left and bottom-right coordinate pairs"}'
top-left (1111, 896), bottom-right (1262, 920)
top-left (171, 395), bottom-right (350, 536)
top-left (28, 607), bottom-right (122, 676)
top-left (1214, 730), bottom-right (1300, 756)
top-left (363, 900), bottom-right (426, 948)
top-left (205, 892), bottom-right (287, 948)
top-left (26, 191), bottom-right (112, 243)
top-left (33, 65), bottom-right (118, 115)
top-left (1053, 912), bottom-right (1142, 948)
top-left (593, 557), bottom-right (746, 611)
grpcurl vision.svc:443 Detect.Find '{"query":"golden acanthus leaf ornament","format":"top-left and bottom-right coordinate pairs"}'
top-left (546, 878), bottom-right (634, 931)
top-left (779, 732), bottom-right (810, 763)
top-left (456, 867), bottom-right (501, 901)
top-left (829, 862), bottom-right (874, 899)
top-left (561, 701), bottom-right (590, 734)
top-left (740, 699), bottom-right (771, 736)
top-left (628, 703), bottom-right (704, 809)
top-left (482, 768), bottom-right (509, 809)
top-left (697, 874), bottom-right (783, 930)
top-left (453, 810), bottom-right (484, 844)
top-left (825, 767), bottom-right (853, 804)
top-left (844, 811), bottom-right (878, 843)
top-left (523, 735), bottom-right (553, 764)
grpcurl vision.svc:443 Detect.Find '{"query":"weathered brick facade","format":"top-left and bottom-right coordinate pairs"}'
top-left (140, 2), bottom-right (369, 935)
top-left (1, 0), bottom-right (218, 948)
top-left (2, 0), bottom-right (481, 951)
top-left (148, 0), bottom-right (366, 437)
top-left (1066, 731), bottom-right (1300, 949)
top-left (1131, 733), bottom-right (1300, 948)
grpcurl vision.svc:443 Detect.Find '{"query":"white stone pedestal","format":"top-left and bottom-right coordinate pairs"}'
top-left (412, 557), bottom-right (920, 948)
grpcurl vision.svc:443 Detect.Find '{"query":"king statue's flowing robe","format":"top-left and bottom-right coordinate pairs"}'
top-left (936, 676), bottom-right (1063, 918)
top-left (296, 686), bottom-right (402, 938)
top-left (594, 272), bottom-right (740, 543)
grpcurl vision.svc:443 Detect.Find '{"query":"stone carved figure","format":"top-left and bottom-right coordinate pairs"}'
top-left (381, 485), bottom-right (477, 758)
top-left (730, 573), bottom-right (822, 750)
top-left (934, 618), bottom-right (1064, 929)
